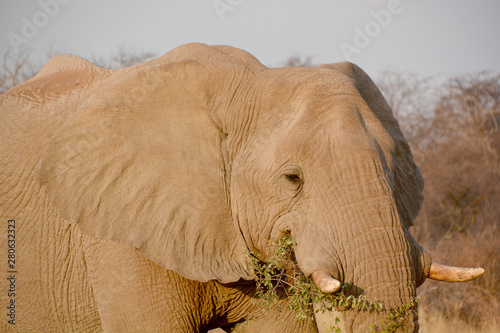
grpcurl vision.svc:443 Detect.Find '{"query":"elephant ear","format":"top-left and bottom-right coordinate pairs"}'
top-left (38, 60), bottom-right (252, 283)
top-left (318, 62), bottom-right (424, 227)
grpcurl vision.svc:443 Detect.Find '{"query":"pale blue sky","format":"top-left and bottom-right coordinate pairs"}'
top-left (1, 0), bottom-right (499, 78)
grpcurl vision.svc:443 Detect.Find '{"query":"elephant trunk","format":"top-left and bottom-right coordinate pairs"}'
top-left (296, 162), bottom-right (423, 331)
top-left (298, 209), bottom-right (421, 331)
top-left (342, 222), bottom-right (419, 332)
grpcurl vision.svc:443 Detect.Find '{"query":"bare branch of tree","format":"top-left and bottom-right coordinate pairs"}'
top-left (90, 44), bottom-right (156, 69)
top-left (283, 54), bottom-right (315, 68)
top-left (0, 49), bottom-right (37, 94)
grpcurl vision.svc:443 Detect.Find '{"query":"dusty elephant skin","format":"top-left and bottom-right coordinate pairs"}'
top-left (0, 43), bottom-right (483, 332)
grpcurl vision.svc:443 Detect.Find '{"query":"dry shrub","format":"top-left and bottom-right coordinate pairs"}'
top-left (415, 139), bottom-right (500, 331)
top-left (0, 46), bottom-right (156, 94)
top-left (89, 44), bottom-right (156, 69)
top-left (283, 54), bottom-right (315, 67)
top-left (0, 49), bottom-right (36, 94)
top-left (378, 71), bottom-right (500, 331)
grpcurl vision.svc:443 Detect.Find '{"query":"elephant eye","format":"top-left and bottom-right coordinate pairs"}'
top-left (278, 164), bottom-right (304, 194)
top-left (283, 172), bottom-right (303, 193)
top-left (284, 173), bottom-right (302, 183)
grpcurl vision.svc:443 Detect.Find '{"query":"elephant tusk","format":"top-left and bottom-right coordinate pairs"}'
top-left (311, 270), bottom-right (342, 293)
top-left (428, 262), bottom-right (485, 282)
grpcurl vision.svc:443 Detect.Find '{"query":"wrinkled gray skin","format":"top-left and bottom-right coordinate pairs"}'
top-left (1, 43), bottom-right (429, 332)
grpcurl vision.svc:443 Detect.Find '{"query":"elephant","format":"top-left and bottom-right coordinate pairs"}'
top-left (0, 43), bottom-right (484, 332)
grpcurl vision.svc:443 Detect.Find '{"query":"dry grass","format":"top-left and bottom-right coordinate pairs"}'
top-left (419, 308), bottom-right (499, 333)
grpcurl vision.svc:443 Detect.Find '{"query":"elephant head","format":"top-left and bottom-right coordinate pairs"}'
top-left (38, 43), bottom-right (483, 331)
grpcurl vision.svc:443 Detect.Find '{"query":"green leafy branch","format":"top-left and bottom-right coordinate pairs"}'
top-left (244, 235), bottom-right (418, 332)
